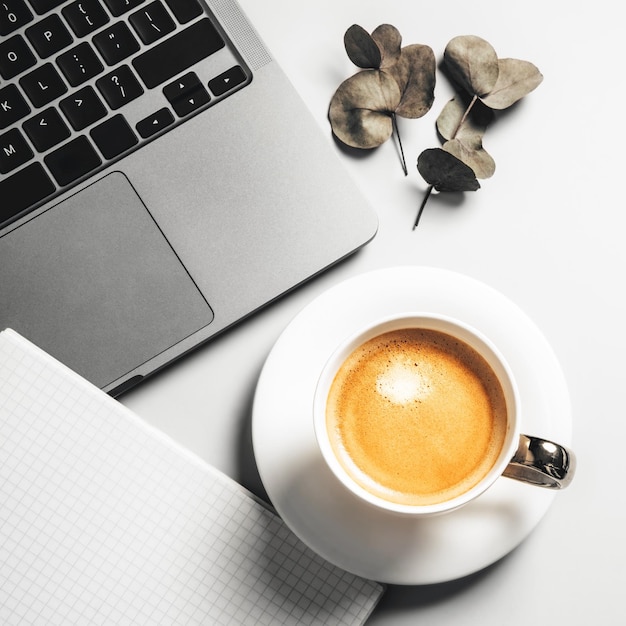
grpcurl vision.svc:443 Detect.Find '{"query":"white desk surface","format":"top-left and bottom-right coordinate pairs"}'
top-left (123, 1), bottom-right (624, 624)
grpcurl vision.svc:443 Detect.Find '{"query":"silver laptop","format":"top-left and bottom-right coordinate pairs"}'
top-left (0, 0), bottom-right (377, 395)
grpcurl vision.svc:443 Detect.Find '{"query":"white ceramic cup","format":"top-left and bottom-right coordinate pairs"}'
top-left (313, 313), bottom-right (576, 516)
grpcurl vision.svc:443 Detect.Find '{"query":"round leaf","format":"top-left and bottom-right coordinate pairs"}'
top-left (371, 24), bottom-right (402, 68)
top-left (344, 24), bottom-right (382, 69)
top-left (385, 43), bottom-right (436, 119)
top-left (417, 148), bottom-right (480, 192)
top-left (444, 35), bottom-right (499, 96)
top-left (480, 58), bottom-right (543, 109)
top-left (436, 95), bottom-right (493, 143)
top-left (443, 139), bottom-right (495, 179)
top-left (329, 70), bottom-right (401, 149)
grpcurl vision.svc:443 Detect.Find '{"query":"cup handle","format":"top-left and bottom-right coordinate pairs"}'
top-left (502, 434), bottom-right (576, 489)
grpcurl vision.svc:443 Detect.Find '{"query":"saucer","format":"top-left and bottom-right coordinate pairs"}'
top-left (251, 267), bottom-right (572, 585)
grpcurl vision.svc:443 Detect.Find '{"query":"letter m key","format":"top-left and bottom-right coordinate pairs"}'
top-left (0, 128), bottom-right (32, 173)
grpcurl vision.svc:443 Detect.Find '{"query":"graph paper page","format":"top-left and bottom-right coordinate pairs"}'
top-left (0, 329), bottom-right (383, 625)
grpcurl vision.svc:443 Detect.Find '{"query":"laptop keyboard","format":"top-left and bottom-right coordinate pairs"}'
top-left (0, 0), bottom-right (250, 225)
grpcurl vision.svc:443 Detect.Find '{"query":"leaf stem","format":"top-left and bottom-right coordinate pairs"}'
top-left (413, 94), bottom-right (479, 230)
top-left (451, 94), bottom-right (478, 140)
top-left (413, 184), bottom-right (433, 230)
top-left (392, 113), bottom-right (408, 176)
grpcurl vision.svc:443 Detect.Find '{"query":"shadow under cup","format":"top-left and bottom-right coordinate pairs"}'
top-left (313, 313), bottom-right (521, 516)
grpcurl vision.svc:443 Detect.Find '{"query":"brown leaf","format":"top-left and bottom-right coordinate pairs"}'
top-left (480, 58), bottom-right (543, 109)
top-left (436, 95), bottom-right (493, 142)
top-left (371, 24), bottom-right (402, 68)
top-left (385, 43), bottom-right (436, 119)
top-left (329, 70), bottom-right (401, 148)
top-left (417, 148), bottom-right (480, 192)
top-left (443, 139), bottom-right (495, 179)
top-left (444, 35), bottom-right (499, 96)
top-left (344, 24), bottom-right (382, 69)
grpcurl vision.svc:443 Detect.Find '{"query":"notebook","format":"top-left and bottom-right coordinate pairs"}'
top-left (0, 0), bottom-right (378, 396)
top-left (0, 328), bottom-right (385, 624)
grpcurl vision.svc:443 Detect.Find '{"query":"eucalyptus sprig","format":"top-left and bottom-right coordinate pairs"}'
top-left (414, 35), bottom-right (543, 228)
top-left (329, 24), bottom-right (436, 174)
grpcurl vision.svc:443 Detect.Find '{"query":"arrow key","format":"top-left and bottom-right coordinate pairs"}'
top-left (59, 85), bottom-right (107, 131)
top-left (136, 107), bottom-right (174, 138)
top-left (22, 106), bottom-right (70, 152)
top-left (208, 65), bottom-right (247, 97)
top-left (163, 71), bottom-right (210, 118)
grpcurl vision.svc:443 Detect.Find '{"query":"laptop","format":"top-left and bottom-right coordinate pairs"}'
top-left (0, 0), bottom-right (377, 396)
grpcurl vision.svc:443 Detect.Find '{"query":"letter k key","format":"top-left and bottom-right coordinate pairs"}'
top-left (0, 84), bottom-right (30, 129)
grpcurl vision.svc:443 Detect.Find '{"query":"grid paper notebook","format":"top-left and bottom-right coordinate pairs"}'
top-left (0, 329), bottom-right (384, 625)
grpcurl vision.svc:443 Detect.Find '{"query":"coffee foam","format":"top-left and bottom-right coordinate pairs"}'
top-left (326, 328), bottom-right (508, 506)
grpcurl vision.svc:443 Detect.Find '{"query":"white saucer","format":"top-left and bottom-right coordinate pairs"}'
top-left (252, 266), bottom-right (572, 585)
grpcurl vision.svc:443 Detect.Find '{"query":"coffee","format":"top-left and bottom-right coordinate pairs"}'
top-left (325, 328), bottom-right (508, 506)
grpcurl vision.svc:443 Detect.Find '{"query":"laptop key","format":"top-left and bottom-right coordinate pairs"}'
top-left (0, 0), bottom-right (33, 36)
top-left (0, 162), bottom-right (55, 223)
top-left (136, 107), bottom-right (174, 138)
top-left (101, 0), bottom-right (144, 17)
top-left (0, 127), bottom-right (33, 174)
top-left (93, 22), bottom-right (140, 66)
top-left (0, 84), bottom-right (31, 129)
top-left (27, 0), bottom-right (65, 15)
top-left (44, 135), bottom-right (102, 186)
top-left (163, 71), bottom-right (209, 117)
top-left (0, 34), bottom-right (37, 79)
top-left (132, 18), bottom-right (224, 89)
top-left (62, 0), bottom-right (109, 38)
top-left (57, 42), bottom-right (104, 87)
top-left (90, 114), bottom-right (137, 159)
top-left (26, 15), bottom-right (74, 59)
top-left (96, 65), bottom-right (143, 109)
top-left (163, 0), bottom-right (201, 24)
top-left (22, 106), bottom-right (70, 152)
top-left (208, 65), bottom-right (247, 97)
top-left (19, 62), bottom-right (67, 107)
top-left (59, 85), bottom-right (107, 131)
top-left (129, 0), bottom-right (175, 45)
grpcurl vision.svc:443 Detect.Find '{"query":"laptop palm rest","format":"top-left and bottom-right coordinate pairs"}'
top-left (0, 171), bottom-right (213, 389)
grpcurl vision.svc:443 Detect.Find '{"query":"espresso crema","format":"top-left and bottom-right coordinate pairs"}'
top-left (326, 328), bottom-right (508, 506)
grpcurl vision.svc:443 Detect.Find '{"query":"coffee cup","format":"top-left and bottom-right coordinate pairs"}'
top-left (313, 313), bottom-right (576, 516)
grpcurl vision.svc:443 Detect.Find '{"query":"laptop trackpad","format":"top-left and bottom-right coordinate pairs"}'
top-left (0, 172), bottom-right (213, 389)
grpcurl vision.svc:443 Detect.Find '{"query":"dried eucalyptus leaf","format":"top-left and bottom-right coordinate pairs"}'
top-left (436, 95), bottom-right (493, 142)
top-left (344, 24), bottom-right (382, 69)
top-left (443, 138), bottom-right (495, 179)
top-left (417, 148), bottom-right (480, 192)
top-left (436, 97), bottom-right (465, 141)
top-left (444, 35), bottom-right (499, 96)
top-left (385, 43), bottom-right (436, 118)
top-left (371, 24), bottom-right (402, 68)
top-left (329, 70), bottom-right (401, 149)
top-left (480, 58), bottom-right (543, 109)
